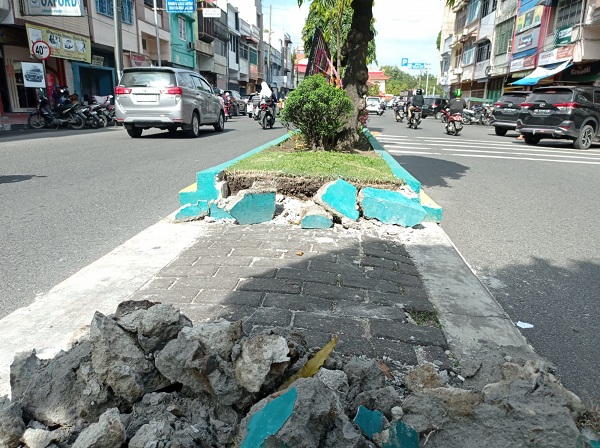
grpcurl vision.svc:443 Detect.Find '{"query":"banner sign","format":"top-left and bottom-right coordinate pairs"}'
top-left (510, 55), bottom-right (536, 72)
top-left (202, 8), bottom-right (221, 17)
top-left (22, 62), bottom-right (46, 88)
top-left (516, 4), bottom-right (544, 34)
top-left (26, 24), bottom-right (91, 63)
top-left (538, 45), bottom-right (574, 65)
top-left (554, 26), bottom-right (573, 46)
top-left (166, 0), bottom-right (194, 13)
top-left (516, 28), bottom-right (540, 52)
top-left (22, 0), bottom-right (84, 16)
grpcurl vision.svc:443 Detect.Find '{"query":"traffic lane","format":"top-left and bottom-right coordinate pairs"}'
top-left (376, 115), bottom-right (600, 400)
top-left (0, 119), bottom-right (287, 319)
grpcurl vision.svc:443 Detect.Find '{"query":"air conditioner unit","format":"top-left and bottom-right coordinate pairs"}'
top-left (187, 41), bottom-right (195, 51)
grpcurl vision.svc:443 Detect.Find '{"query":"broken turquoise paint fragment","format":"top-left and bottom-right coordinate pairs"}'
top-left (301, 214), bottom-right (333, 229)
top-left (382, 420), bottom-right (419, 448)
top-left (321, 179), bottom-right (360, 220)
top-left (589, 440), bottom-right (600, 448)
top-left (354, 405), bottom-right (384, 440)
top-left (241, 387), bottom-right (298, 448)
top-left (175, 201), bottom-right (209, 221)
top-left (209, 203), bottom-right (234, 220)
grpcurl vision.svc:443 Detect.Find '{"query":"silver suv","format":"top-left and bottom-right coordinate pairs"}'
top-left (115, 67), bottom-right (225, 138)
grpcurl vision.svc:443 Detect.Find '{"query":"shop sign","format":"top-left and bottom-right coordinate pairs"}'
top-left (91, 55), bottom-right (104, 66)
top-left (202, 8), bottom-right (221, 18)
top-left (538, 45), bottom-right (574, 65)
top-left (166, 0), bottom-right (194, 13)
top-left (26, 24), bottom-right (91, 63)
top-left (130, 52), bottom-right (150, 67)
top-left (22, 0), bottom-right (84, 16)
top-left (554, 26), bottom-right (573, 46)
top-left (561, 61), bottom-right (600, 82)
top-left (516, 4), bottom-right (544, 33)
top-left (516, 28), bottom-right (540, 52)
top-left (510, 55), bottom-right (536, 72)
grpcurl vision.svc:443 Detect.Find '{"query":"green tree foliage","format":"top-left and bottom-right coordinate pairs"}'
top-left (281, 75), bottom-right (354, 151)
top-left (367, 84), bottom-right (380, 96)
top-left (436, 30), bottom-right (442, 51)
top-left (381, 65), bottom-right (443, 96)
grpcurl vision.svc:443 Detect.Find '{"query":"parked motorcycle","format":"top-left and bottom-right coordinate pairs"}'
top-left (78, 104), bottom-right (105, 128)
top-left (441, 108), bottom-right (463, 136)
top-left (407, 107), bottom-right (422, 129)
top-left (393, 103), bottom-right (405, 122)
top-left (461, 108), bottom-right (475, 125)
top-left (254, 97), bottom-right (276, 129)
top-left (28, 93), bottom-right (85, 130)
top-left (93, 95), bottom-right (117, 126)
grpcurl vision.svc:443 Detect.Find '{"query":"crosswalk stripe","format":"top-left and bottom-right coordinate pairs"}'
top-left (387, 150), bottom-right (441, 155)
top-left (444, 148), bottom-right (600, 160)
top-left (451, 154), bottom-right (600, 165)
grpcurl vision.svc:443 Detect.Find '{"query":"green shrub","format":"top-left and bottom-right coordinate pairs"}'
top-left (281, 74), bottom-right (353, 151)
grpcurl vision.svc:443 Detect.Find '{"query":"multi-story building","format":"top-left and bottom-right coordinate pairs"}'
top-left (0, 0), bottom-right (291, 114)
top-left (438, 0), bottom-right (600, 100)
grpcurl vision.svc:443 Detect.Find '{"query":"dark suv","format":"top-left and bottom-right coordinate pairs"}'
top-left (491, 91), bottom-right (530, 136)
top-left (423, 97), bottom-right (448, 119)
top-left (516, 86), bottom-right (600, 149)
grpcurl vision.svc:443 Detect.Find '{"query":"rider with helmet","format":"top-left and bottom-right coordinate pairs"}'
top-left (447, 89), bottom-right (467, 115)
top-left (407, 88), bottom-right (425, 121)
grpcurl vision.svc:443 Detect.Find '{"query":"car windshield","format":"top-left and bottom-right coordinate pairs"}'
top-left (119, 71), bottom-right (177, 88)
top-left (499, 94), bottom-right (529, 104)
top-left (528, 89), bottom-right (574, 104)
top-left (366, 98), bottom-right (380, 105)
top-left (424, 98), bottom-right (435, 106)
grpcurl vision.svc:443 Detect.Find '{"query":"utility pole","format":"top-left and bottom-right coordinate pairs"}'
top-left (425, 64), bottom-right (430, 96)
top-left (113, 0), bottom-right (123, 82)
top-left (267, 4), bottom-right (271, 84)
top-left (153, 0), bottom-right (161, 66)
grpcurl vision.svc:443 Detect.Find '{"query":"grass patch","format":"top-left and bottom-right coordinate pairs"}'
top-left (227, 149), bottom-right (401, 185)
top-left (406, 309), bottom-right (441, 328)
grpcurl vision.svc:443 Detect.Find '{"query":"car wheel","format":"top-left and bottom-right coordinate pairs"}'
top-left (523, 133), bottom-right (540, 145)
top-left (213, 112), bottom-right (225, 132)
top-left (185, 112), bottom-right (201, 138)
top-left (494, 127), bottom-right (508, 136)
top-left (573, 124), bottom-right (594, 150)
top-left (126, 127), bottom-right (143, 138)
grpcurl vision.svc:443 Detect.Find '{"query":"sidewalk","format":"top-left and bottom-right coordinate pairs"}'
top-left (0, 218), bottom-right (534, 397)
top-left (0, 113), bottom-right (30, 132)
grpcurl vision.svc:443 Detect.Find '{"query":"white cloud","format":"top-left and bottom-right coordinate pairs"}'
top-left (268, 0), bottom-right (444, 74)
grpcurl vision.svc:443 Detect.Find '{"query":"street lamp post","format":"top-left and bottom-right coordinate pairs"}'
top-left (113, 0), bottom-right (123, 81)
top-left (153, 0), bottom-right (161, 66)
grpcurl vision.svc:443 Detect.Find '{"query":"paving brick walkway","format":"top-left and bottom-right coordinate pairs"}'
top-left (131, 222), bottom-right (448, 366)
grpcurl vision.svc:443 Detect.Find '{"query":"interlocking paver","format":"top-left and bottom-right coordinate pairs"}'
top-left (139, 222), bottom-right (443, 366)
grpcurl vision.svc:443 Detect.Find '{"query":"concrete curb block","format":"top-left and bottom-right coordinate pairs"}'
top-left (0, 123), bottom-right (28, 132)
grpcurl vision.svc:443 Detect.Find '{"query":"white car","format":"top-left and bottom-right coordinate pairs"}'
top-left (366, 97), bottom-right (383, 115)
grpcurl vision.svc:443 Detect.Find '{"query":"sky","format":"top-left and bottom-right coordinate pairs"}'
top-left (265, 0), bottom-right (445, 76)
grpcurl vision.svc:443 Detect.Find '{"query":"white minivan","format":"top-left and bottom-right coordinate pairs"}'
top-left (115, 67), bottom-right (225, 138)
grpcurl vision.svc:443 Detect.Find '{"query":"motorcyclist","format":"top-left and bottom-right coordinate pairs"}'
top-left (407, 89), bottom-right (425, 121)
top-left (259, 81), bottom-right (277, 118)
top-left (52, 86), bottom-right (72, 112)
top-left (447, 89), bottom-right (467, 115)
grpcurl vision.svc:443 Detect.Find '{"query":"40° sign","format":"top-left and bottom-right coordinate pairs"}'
top-left (31, 41), bottom-right (51, 60)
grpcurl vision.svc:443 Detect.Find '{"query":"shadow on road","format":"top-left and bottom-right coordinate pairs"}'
top-left (0, 175), bottom-right (47, 184)
top-left (392, 155), bottom-right (469, 188)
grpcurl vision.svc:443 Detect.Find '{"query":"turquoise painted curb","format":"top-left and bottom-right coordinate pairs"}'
top-left (178, 131), bottom-right (297, 212)
top-left (363, 128), bottom-right (421, 194)
top-left (320, 179), bottom-right (360, 221)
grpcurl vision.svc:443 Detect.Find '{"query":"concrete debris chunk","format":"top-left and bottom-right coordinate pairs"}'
top-left (0, 396), bottom-right (25, 447)
top-left (235, 334), bottom-right (291, 393)
top-left (72, 408), bottom-right (125, 448)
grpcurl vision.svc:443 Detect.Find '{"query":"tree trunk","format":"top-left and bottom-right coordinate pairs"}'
top-left (338, 0), bottom-right (373, 149)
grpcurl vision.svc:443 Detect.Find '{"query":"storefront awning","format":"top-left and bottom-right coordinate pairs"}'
top-left (511, 60), bottom-right (572, 86)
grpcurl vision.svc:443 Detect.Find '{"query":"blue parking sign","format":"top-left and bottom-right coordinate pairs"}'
top-left (401, 58), bottom-right (409, 67)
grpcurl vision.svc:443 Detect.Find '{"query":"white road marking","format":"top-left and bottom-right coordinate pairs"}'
top-left (451, 154), bottom-right (600, 165)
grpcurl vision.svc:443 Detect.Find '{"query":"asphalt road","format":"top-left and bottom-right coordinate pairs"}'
top-left (0, 115), bottom-right (287, 319)
top-left (368, 109), bottom-right (600, 402)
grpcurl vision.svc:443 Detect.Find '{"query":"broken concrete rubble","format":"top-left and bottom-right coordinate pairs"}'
top-left (0, 301), bottom-right (596, 448)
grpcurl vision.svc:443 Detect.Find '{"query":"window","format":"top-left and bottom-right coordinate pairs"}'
top-left (463, 42), bottom-right (475, 65)
top-left (455, 8), bottom-right (467, 32)
top-left (494, 18), bottom-right (515, 55)
top-left (466, 0), bottom-right (481, 24)
top-left (240, 43), bottom-right (249, 60)
top-left (178, 16), bottom-right (186, 41)
top-left (555, 0), bottom-right (583, 29)
top-left (144, 0), bottom-right (162, 8)
top-left (577, 91), bottom-right (592, 102)
top-left (191, 75), bottom-right (204, 91)
top-left (214, 39), bottom-right (227, 57)
top-left (595, 91), bottom-right (600, 104)
top-left (476, 40), bottom-right (491, 62)
top-left (454, 49), bottom-right (463, 68)
top-left (200, 78), bottom-right (213, 93)
top-left (177, 73), bottom-right (194, 89)
top-left (481, 0), bottom-right (497, 17)
top-left (96, 0), bottom-right (133, 24)
top-left (249, 47), bottom-right (258, 65)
